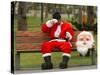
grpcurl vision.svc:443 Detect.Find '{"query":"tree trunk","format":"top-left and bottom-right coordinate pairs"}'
top-left (78, 6), bottom-right (82, 25)
top-left (82, 6), bottom-right (87, 30)
top-left (17, 2), bottom-right (27, 31)
top-left (44, 4), bottom-right (48, 19)
top-left (33, 3), bottom-right (38, 17)
top-left (87, 6), bottom-right (94, 26)
top-left (41, 3), bottom-right (44, 23)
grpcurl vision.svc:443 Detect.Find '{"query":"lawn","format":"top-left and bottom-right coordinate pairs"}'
top-left (14, 16), bottom-right (97, 70)
top-left (20, 51), bottom-right (92, 70)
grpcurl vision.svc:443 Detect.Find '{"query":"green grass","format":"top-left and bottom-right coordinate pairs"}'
top-left (27, 16), bottom-right (41, 26)
top-left (14, 16), bottom-right (41, 31)
top-left (20, 51), bottom-right (92, 69)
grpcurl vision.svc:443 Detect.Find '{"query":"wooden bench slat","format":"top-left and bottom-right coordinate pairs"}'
top-left (16, 31), bottom-right (49, 37)
top-left (16, 49), bottom-right (41, 52)
top-left (16, 43), bottom-right (42, 50)
top-left (16, 37), bottom-right (49, 43)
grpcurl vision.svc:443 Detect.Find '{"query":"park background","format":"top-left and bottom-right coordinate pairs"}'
top-left (12, 1), bottom-right (97, 70)
top-left (0, 0), bottom-right (100, 75)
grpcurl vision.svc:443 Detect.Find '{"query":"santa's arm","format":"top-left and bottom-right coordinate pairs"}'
top-left (66, 24), bottom-right (74, 41)
top-left (41, 19), bottom-right (58, 33)
top-left (41, 23), bottom-right (51, 33)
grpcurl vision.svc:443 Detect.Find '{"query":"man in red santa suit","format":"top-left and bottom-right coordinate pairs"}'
top-left (41, 12), bottom-right (74, 70)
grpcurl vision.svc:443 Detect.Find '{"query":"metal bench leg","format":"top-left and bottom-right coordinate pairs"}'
top-left (15, 52), bottom-right (20, 70)
top-left (91, 48), bottom-right (95, 65)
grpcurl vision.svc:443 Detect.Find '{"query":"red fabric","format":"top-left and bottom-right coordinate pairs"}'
top-left (41, 21), bottom-right (74, 41)
top-left (41, 41), bottom-right (71, 54)
top-left (41, 21), bottom-right (74, 54)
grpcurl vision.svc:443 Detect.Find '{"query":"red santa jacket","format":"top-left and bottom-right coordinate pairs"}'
top-left (41, 21), bottom-right (74, 42)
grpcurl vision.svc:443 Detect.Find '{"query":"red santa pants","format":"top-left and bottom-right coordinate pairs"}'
top-left (41, 41), bottom-right (71, 57)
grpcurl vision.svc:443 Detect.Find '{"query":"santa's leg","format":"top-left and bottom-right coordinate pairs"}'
top-left (59, 55), bottom-right (70, 69)
top-left (41, 55), bottom-right (53, 70)
top-left (41, 42), bottom-right (53, 70)
top-left (59, 42), bottom-right (71, 69)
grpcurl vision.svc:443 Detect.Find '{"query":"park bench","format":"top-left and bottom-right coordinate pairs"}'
top-left (15, 30), bottom-right (96, 70)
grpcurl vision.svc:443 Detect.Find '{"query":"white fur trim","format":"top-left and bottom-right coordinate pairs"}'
top-left (54, 25), bottom-right (61, 37)
top-left (66, 32), bottom-right (72, 40)
top-left (54, 22), bottom-right (63, 37)
top-left (46, 20), bottom-right (53, 27)
top-left (52, 19), bottom-right (58, 23)
top-left (49, 39), bottom-right (66, 42)
top-left (42, 53), bottom-right (51, 57)
top-left (62, 53), bottom-right (71, 57)
top-left (46, 19), bottom-right (58, 27)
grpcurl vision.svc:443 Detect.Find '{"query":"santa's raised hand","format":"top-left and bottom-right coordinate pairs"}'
top-left (46, 19), bottom-right (58, 27)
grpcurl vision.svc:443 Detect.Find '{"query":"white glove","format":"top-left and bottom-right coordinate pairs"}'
top-left (46, 19), bottom-right (58, 27)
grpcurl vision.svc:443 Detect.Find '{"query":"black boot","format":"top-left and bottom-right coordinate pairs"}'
top-left (41, 56), bottom-right (53, 70)
top-left (59, 56), bottom-right (69, 69)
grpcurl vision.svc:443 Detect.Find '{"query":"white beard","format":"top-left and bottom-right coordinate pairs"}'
top-left (76, 40), bottom-right (93, 56)
top-left (77, 46), bottom-right (89, 56)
